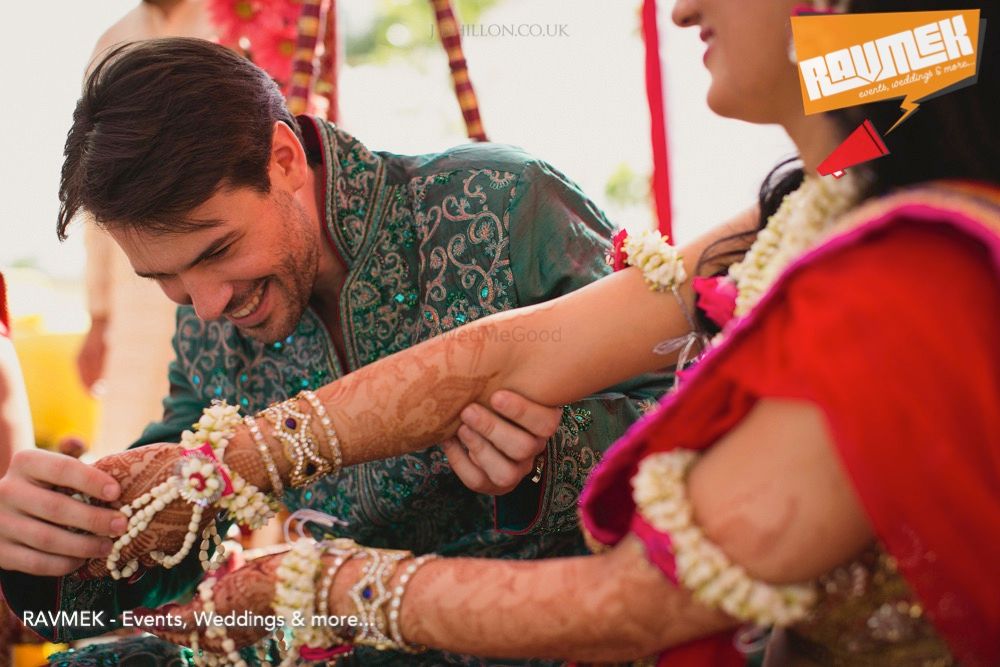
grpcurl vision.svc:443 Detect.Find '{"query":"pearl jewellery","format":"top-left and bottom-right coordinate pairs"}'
top-left (632, 450), bottom-right (817, 626)
top-left (244, 414), bottom-right (285, 497)
top-left (105, 401), bottom-right (277, 580)
top-left (177, 531), bottom-right (436, 661)
top-left (388, 554), bottom-right (439, 653)
top-left (348, 546), bottom-right (410, 650)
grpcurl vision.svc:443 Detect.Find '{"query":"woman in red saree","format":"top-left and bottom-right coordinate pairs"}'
top-left (14, 0), bottom-right (999, 665)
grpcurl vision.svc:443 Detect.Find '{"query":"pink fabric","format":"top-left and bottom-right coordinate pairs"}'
top-left (692, 276), bottom-right (737, 329)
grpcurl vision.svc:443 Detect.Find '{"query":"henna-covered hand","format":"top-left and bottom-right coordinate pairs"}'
top-left (138, 552), bottom-right (284, 650)
top-left (76, 443), bottom-right (218, 579)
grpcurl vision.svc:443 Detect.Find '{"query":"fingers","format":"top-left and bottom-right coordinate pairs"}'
top-left (441, 438), bottom-right (500, 495)
top-left (19, 484), bottom-right (127, 538)
top-left (16, 449), bottom-right (121, 502)
top-left (491, 390), bottom-right (563, 439)
top-left (460, 402), bottom-right (550, 462)
top-left (0, 511), bottom-right (113, 560)
top-left (456, 424), bottom-right (534, 492)
top-left (0, 541), bottom-right (84, 577)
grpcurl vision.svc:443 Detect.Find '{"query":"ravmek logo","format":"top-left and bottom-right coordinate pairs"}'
top-left (800, 15), bottom-right (974, 101)
top-left (791, 9), bottom-right (983, 131)
top-left (22, 610), bottom-right (107, 627)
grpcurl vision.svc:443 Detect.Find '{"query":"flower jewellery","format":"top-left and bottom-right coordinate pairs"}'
top-left (608, 228), bottom-right (707, 378)
top-left (632, 450), bottom-right (817, 626)
top-left (105, 401), bottom-right (278, 580)
top-left (725, 172), bottom-right (862, 322)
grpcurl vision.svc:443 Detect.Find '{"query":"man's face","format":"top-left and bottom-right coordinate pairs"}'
top-left (110, 185), bottom-right (320, 344)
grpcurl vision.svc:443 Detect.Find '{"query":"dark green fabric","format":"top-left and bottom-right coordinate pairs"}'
top-left (0, 117), bottom-right (670, 665)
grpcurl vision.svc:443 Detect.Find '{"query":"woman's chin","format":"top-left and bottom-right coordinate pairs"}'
top-left (706, 87), bottom-right (775, 126)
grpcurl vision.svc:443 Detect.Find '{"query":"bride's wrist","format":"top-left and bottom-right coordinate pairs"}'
top-left (247, 390), bottom-right (344, 491)
top-left (224, 417), bottom-right (290, 495)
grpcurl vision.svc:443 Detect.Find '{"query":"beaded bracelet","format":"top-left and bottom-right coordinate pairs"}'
top-left (388, 554), bottom-right (438, 653)
top-left (244, 415), bottom-right (286, 497)
top-left (632, 451), bottom-right (817, 626)
top-left (274, 538), bottom-right (363, 665)
top-left (300, 389), bottom-right (343, 475)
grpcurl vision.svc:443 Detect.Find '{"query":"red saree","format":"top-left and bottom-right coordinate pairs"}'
top-left (580, 184), bottom-right (1000, 666)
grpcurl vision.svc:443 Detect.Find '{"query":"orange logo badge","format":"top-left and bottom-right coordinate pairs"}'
top-left (791, 10), bottom-right (983, 132)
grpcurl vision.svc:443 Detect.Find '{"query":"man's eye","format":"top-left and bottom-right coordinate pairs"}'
top-left (208, 245), bottom-right (230, 260)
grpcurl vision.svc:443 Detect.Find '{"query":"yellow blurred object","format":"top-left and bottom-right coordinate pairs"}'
top-left (11, 315), bottom-right (100, 451)
top-left (12, 643), bottom-right (68, 667)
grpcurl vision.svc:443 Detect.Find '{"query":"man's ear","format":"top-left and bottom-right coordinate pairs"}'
top-left (268, 121), bottom-right (308, 192)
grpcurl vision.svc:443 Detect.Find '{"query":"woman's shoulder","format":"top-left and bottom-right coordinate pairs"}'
top-left (819, 181), bottom-right (1000, 266)
top-left (788, 182), bottom-right (1000, 308)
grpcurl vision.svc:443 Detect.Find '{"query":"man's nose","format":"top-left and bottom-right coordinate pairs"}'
top-left (186, 279), bottom-right (233, 321)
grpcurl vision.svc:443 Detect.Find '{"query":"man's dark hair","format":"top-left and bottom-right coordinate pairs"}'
top-left (57, 37), bottom-right (302, 240)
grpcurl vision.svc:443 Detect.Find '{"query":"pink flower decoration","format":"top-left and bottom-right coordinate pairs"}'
top-left (209, 0), bottom-right (302, 85)
top-left (608, 229), bottom-right (629, 271)
top-left (209, 0), bottom-right (262, 46)
top-left (248, 22), bottom-right (297, 84)
top-left (693, 275), bottom-right (738, 329)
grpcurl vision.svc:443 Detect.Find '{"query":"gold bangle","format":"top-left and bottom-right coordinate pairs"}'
top-left (260, 396), bottom-right (333, 488)
top-left (349, 548), bottom-right (411, 650)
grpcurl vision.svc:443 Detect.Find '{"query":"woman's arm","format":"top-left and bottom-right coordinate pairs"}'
top-left (340, 399), bottom-right (869, 661)
top-left (229, 207), bottom-right (759, 484)
top-left (151, 398), bottom-right (872, 662)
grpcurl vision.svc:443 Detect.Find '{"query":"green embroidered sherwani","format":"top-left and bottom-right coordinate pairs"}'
top-left (1, 117), bottom-right (669, 666)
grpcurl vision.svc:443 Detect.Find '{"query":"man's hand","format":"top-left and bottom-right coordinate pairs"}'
top-left (0, 449), bottom-right (126, 576)
top-left (442, 390), bottom-right (561, 496)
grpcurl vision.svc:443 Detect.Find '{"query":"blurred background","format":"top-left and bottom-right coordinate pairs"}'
top-left (0, 0), bottom-right (793, 452)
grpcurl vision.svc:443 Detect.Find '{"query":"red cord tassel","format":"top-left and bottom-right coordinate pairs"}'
top-left (642, 0), bottom-right (673, 238)
top-left (431, 0), bottom-right (488, 142)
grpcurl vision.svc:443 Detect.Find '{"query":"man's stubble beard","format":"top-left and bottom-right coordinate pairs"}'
top-left (243, 193), bottom-right (320, 344)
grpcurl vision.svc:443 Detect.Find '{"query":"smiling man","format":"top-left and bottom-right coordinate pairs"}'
top-left (0, 38), bottom-right (667, 665)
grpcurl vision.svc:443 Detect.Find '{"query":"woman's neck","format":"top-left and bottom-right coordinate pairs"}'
top-left (782, 112), bottom-right (843, 176)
